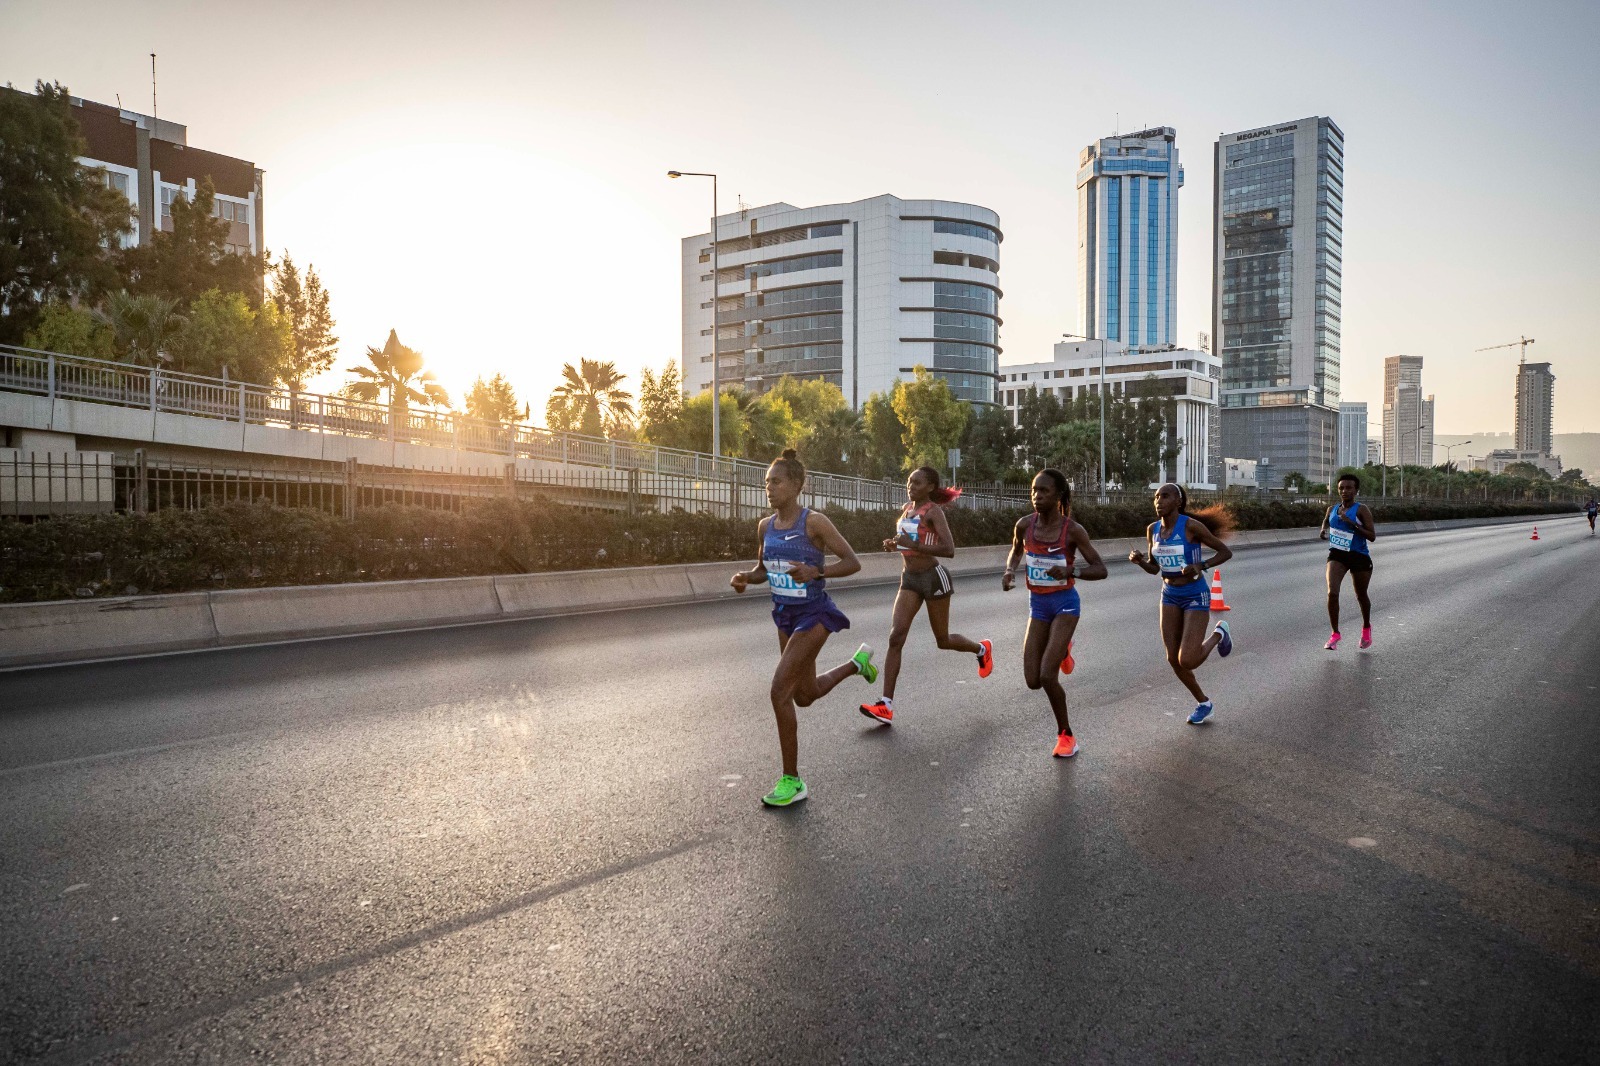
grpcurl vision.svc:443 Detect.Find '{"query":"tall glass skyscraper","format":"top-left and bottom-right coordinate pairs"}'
top-left (1076, 127), bottom-right (1182, 347)
top-left (1213, 117), bottom-right (1344, 487)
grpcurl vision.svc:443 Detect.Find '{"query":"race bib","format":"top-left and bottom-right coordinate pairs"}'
top-left (1024, 552), bottom-right (1072, 588)
top-left (1152, 544), bottom-right (1187, 573)
top-left (764, 559), bottom-right (808, 599)
top-left (896, 516), bottom-right (920, 553)
top-left (1328, 528), bottom-right (1355, 552)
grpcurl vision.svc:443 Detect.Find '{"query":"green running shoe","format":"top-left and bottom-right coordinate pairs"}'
top-left (851, 643), bottom-right (879, 684)
top-left (761, 774), bottom-right (808, 807)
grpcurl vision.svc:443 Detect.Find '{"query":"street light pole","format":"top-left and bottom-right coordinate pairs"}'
top-left (1443, 439), bottom-right (1471, 501)
top-left (668, 170), bottom-right (720, 460)
top-left (1062, 333), bottom-right (1109, 500)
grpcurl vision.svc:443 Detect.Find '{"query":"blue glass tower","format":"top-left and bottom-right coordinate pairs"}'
top-left (1076, 126), bottom-right (1183, 346)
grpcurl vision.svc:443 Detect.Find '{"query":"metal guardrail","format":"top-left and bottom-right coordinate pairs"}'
top-left (0, 344), bottom-right (996, 504)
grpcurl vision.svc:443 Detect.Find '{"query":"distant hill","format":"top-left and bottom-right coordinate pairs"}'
top-left (1433, 433), bottom-right (1600, 476)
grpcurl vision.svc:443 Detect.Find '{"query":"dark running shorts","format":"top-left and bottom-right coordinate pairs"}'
top-left (772, 595), bottom-right (851, 637)
top-left (899, 564), bottom-right (953, 600)
top-left (1327, 547), bottom-right (1373, 572)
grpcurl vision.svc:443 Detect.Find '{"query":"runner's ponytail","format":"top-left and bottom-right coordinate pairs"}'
top-left (1165, 482), bottom-right (1235, 539)
top-left (914, 465), bottom-right (963, 505)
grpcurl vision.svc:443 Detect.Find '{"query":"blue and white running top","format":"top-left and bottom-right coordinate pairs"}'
top-left (763, 508), bottom-right (826, 605)
top-left (1327, 503), bottom-right (1369, 555)
top-left (1150, 514), bottom-right (1203, 577)
top-left (896, 501), bottom-right (936, 553)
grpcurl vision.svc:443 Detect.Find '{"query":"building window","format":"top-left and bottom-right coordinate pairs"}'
top-left (809, 223), bottom-right (843, 238)
top-left (933, 280), bottom-right (997, 315)
top-left (1104, 178), bottom-right (1121, 341)
top-left (932, 219), bottom-right (1001, 243)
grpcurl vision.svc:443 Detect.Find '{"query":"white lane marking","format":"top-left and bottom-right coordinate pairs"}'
top-left (719, 774), bottom-right (742, 781)
top-left (63, 883), bottom-right (89, 894)
top-left (962, 807), bottom-right (974, 813)
top-left (1347, 837), bottom-right (1378, 849)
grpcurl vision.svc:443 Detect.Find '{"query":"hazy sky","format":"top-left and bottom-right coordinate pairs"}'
top-left (5, 0), bottom-right (1596, 435)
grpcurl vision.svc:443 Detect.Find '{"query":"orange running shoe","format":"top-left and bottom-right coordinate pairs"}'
top-left (1060, 641), bottom-right (1076, 675)
top-left (859, 699), bottom-right (894, 725)
top-left (1052, 731), bottom-right (1079, 758)
top-left (977, 639), bottom-right (994, 679)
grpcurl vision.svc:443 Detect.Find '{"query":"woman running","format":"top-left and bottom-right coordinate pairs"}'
top-left (859, 466), bottom-right (995, 725)
top-left (730, 449), bottom-right (878, 808)
top-left (1127, 483), bottom-right (1234, 725)
top-left (1001, 469), bottom-right (1107, 757)
top-left (1320, 472), bottom-right (1377, 650)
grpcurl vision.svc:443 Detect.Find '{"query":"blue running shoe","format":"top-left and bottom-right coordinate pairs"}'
top-left (1214, 620), bottom-right (1233, 658)
top-left (1187, 700), bottom-right (1214, 726)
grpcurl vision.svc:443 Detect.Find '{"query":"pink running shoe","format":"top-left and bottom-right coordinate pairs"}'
top-left (1359, 627), bottom-right (1372, 650)
top-left (1324, 632), bottom-right (1341, 651)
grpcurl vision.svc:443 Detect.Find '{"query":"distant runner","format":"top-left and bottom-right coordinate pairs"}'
top-left (859, 466), bottom-right (994, 725)
top-left (1586, 496), bottom-right (1597, 535)
top-left (730, 449), bottom-right (878, 808)
top-left (1002, 469), bottom-right (1107, 757)
top-left (1128, 484), bottom-right (1235, 725)
top-left (1320, 473), bottom-right (1378, 650)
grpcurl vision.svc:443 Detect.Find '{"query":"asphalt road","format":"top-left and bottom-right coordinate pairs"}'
top-left (3, 516), bottom-right (1598, 1064)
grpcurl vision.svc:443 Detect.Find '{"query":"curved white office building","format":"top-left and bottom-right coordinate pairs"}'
top-left (680, 195), bottom-right (1002, 406)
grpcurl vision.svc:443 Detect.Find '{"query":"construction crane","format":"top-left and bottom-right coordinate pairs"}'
top-left (1475, 336), bottom-right (1535, 363)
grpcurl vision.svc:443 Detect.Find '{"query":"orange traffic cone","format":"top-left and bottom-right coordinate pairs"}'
top-left (1209, 568), bottom-right (1232, 612)
top-left (1530, 526), bottom-right (1540, 541)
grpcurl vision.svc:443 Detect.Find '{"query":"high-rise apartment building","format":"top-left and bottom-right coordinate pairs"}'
top-left (680, 196), bottom-right (1001, 407)
top-left (1514, 361), bottom-right (1555, 456)
top-left (1076, 127), bottom-right (1182, 347)
top-left (1382, 355), bottom-right (1435, 467)
top-left (1337, 401), bottom-right (1368, 470)
top-left (1213, 117), bottom-right (1344, 487)
top-left (58, 93), bottom-right (264, 259)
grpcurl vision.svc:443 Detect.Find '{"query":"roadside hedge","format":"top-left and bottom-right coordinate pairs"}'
top-left (0, 497), bottom-right (1572, 604)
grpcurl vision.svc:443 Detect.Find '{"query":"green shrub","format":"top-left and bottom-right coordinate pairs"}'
top-left (0, 497), bottom-right (1573, 604)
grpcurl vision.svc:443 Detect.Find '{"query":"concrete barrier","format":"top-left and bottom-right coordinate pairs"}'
top-left (0, 592), bottom-right (218, 668)
top-left (210, 577), bottom-right (502, 645)
top-left (0, 512), bottom-right (1579, 670)
top-left (495, 565), bottom-right (696, 617)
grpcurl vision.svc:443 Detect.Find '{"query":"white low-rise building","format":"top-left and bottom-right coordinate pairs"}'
top-left (680, 195), bottom-right (1002, 408)
top-left (1223, 457), bottom-right (1260, 488)
top-left (999, 340), bottom-right (1220, 488)
top-left (1475, 449), bottom-right (1562, 477)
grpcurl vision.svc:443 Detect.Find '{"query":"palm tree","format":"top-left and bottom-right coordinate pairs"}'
top-left (343, 329), bottom-right (449, 411)
top-left (93, 291), bottom-right (186, 367)
top-left (549, 358), bottom-right (633, 438)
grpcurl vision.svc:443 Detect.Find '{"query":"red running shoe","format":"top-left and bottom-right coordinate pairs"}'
top-left (859, 700), bottom-right (894, 725)
top-left (1052, 731), bottom-right (1079, 758)
top-left (977, 639), bottom-right (994, 679)
top-left (1060, 640), bottom-right (1076, 675)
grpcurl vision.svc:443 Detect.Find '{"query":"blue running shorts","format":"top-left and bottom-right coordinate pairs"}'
top-left (1161, 578), bottom-right (1211, 612)
top-left (1028, 587), bottom-right (1081, 623)
top-left (772, 595), bottom-right (851, 636)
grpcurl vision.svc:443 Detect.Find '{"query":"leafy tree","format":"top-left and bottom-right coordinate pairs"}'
top-left (861, 390), bottom-right (907, 479)
top-left (798, 406), bottom-right (869, 475)
top-left (92, 291), bottom-right (186, 366)
top-left (549, 358), bottom-right (633, 438)
top-left (892, 366), bottom-right (969, 476)
top-left (672, 390), bottom-right (744, 454)
top-left (0, 82), bottom-right (130, 343)
top-left (545, 393), bottom-right (580, 433)
top-left (119, 178), bottom-right (264, 308)
top-left (21, 300), bottom-right (114, 359)
top-left (1502, 461), bottom-right (1551, 481)
top-left (638, 362), bottom-right (685, 445)
top-left (1106, 392), bottom-right (1181, 488)
top-left (1014, 387), bottom-right (1065, 470)
top-left (734, 388), bottom-right (799, 461)
top-left (166, 287), bottom-right (288, 381)
top-left (464, 373), bottom-right (527, 425)
top-left (270, 254), bottom-right (338, 397)
top-left (1557, 468), bottom-right (1586, 484)
top-left (1046, 420), bottom-right (1099, 489)
top-left (1281, 471), bottom-right (1310, 493)
top-left (959, 402), bottom-right (1021, 482)
top-left (343, 329), bottom-right (448, 410)
top-left (765, 376), bottom-right (846, 435)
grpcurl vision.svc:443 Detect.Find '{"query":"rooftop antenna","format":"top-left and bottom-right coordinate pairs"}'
top-left (115, 93), bottom-right (122, 109)
top-left (150, 53), bottom-right (157, 125)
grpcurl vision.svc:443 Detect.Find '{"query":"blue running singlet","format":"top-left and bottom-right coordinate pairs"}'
top-left (1152, 515), bottom-right (1210, 612)
top-left (1327, 503), bottom-right (1370, 555)
top-left (763, 508), bottom-right (827, 606)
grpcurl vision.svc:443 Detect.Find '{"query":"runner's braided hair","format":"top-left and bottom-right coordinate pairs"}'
top-left (913, 465), bottom-right (963, 505)
top-left (773, 448), bottom-right (805, 487)
top-left (1039, 467), bottom-right (1070, 519)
